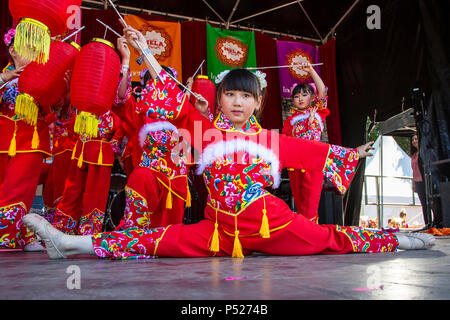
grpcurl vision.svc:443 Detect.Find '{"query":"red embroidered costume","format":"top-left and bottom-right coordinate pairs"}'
top-left (282, 88), bottom-right (330, 223)
top-left (0, 63), bottom-right (52, 248)
top-left (111, 75), bottom-right (198, 231)
top-left (88, 70), bottom-right (399, 259)
top-left (51, 110), bottom-right (122, 235)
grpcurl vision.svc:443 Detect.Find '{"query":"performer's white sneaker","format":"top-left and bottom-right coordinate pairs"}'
top-left (23, 240), bottom-right (45, 252)
top-left (23, 213), bottom-right (67, 259)
top-left (396, 232), bottom-right (436, 250)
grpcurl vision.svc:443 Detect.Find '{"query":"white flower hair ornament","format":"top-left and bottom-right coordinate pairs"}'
top-left (214, 69), bottom-right (268, 90)
top-left (214, 70), bottom-right (231, 85)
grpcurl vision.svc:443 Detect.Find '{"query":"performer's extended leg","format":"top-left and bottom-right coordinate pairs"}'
top-left (0, 153), bottom-right (43, 248)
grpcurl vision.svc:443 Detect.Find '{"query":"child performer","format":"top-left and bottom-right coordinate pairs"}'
top-left (282, 62), bottom-right (329, 223)
top-left (23, 26), bottom-right (436, 260)
top-left (0, 28), bottom-right (51, 251)
top-left (50, 74), bottom-right (124, 235)
top-left (42, 71), bottom-right (77, 223)
top-left (110, 35), bottom-right (211, 231)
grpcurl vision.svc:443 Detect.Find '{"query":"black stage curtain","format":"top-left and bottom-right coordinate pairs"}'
top-left (335, 0), bottom-right (449, 225)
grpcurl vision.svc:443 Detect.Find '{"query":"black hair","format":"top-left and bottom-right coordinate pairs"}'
top-left (291, 83), bottom-right (315, 98)
top-left (410, 133), bottom-right (418, 155)
top-left (216, 69), bottom-right (262, 100)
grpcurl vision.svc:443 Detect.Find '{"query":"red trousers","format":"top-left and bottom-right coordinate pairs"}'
top-left (52, 159), bottom-right (112, 235)
top-left (0, 153), bottom-right (43, 248)
top-left (115, 166), bottom-right (187, 231)
top-left (92, 195), bottom-right (399, 260)
top-left (289, 169), bottom-right (324, 223)
top-left (42, 151), bottom-right (72, 222)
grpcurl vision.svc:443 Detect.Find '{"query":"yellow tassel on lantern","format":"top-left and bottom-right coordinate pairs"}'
top-left (14, 18), bottom-right (51, 64)
top-left (74, 112), bottom-right (100, 139)
top-left (15, 93), bottom-right (39, 126)
top-left (210, 222), bottom-right (220, 253)
top-left (232, 230), bottom-right (244, 258)
top-left (97, 142), bottom-right (103, 165)
top-left (31, 126), bottom-right (39, 149)
top-left (8, 123), bottom-right (17, 157)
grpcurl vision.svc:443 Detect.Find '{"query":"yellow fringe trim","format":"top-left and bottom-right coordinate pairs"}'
top-left (15, 93), bottom-right (39, 126)
top-left (74, 112), bottom-right (99, 139)
top-left (14, 18), bottom-right (51, 64)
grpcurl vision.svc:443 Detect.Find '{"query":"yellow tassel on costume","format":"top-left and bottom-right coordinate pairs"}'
top-left (259, 209), bottom-right (270, 239)
top-left (8, 130), bottom-right (17, 157)
top-left (166, 190), bottom-right (173, 209)
top-left (31, 126), bottom-right (39, 149)
top-left (232, 230), bottom-right (244, 258)
top-left (210, 222), bottom-right (220, 253)
top-left (97, 143), bottom-right (103, 165)
top-left (14, 18), bottom-right (51, 64)
top-left (71, 144), bottom-right (77, 160)
top-left (185, 186), bottom-right (191, 208)
top-left (77, 143), bottom-right (84, 168)
top-left (15, 93), bottom-right (39, 126)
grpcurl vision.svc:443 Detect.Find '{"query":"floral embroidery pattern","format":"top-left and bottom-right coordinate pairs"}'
top-left (78, 208), bottom-right (105, 235)
top-left (214, 112), bottom-right (262, 135)
top-left (204, 154), bottom-right (272, 213)
top-left (323, 145), bottom-right (359, 194)
top-left (116, 187), bottom-right (153, 231)
top-left (140, 128), bottom-right (187, 178)
top-left (52, 209), bottom-right (78, 235)
top-left (92, 227), bottom-right (167, 260)
top-left (0, 202), bottom-right (35, 249)
top-left (336, 225), bottom-right (399, 253)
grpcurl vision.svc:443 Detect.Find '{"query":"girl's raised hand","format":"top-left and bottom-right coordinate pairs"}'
top-left (122, 26), bottom-right (148, 54)
top-left (308, 105), bottom-right (318, 124)
top-left (298, 62), bottom-right (314, 74)
top-left (117, 36), bottom-right (130, 61)
top-left (357, 141), bottom-right (375, 159)
top-left (194, 93), bottom-right (209, 117)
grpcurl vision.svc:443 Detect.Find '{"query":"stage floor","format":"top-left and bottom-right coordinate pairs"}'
top-left (1, 237), bottom-right (449, 301)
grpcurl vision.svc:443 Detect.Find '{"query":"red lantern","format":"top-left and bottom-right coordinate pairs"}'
top-left (191, 75), bottom-right (216, 115)
top-left (16, 40), bottom-right (80, 126)
top-left (9, 0), bottom-right (82, 64)
top-left (70, 38), bottom-right (121, 138)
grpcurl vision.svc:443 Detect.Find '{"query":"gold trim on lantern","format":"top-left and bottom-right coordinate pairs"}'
top-left (91, 38), bottom-right (115, 50)
top-left (66, 40), bottom-right (81, 51)
top-left (15, 18), bottom-right (51, 64)
top-left (196, 75), bottom-right (209, 79)
top-left (15, 93), bottom-right (39, 126)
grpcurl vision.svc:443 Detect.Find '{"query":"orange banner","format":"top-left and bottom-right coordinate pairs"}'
top-left (124, 15), bottom-right (182, 82)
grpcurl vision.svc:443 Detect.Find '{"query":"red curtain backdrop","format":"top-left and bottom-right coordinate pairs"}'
top-left (319, 37), bottom-right (342, 145)
top-left (255, 31), bottom-right (283, 130)
top-left (1, 0), bottom-right (14, 69)
top-left (181, 21), bottom-right (207, 83)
